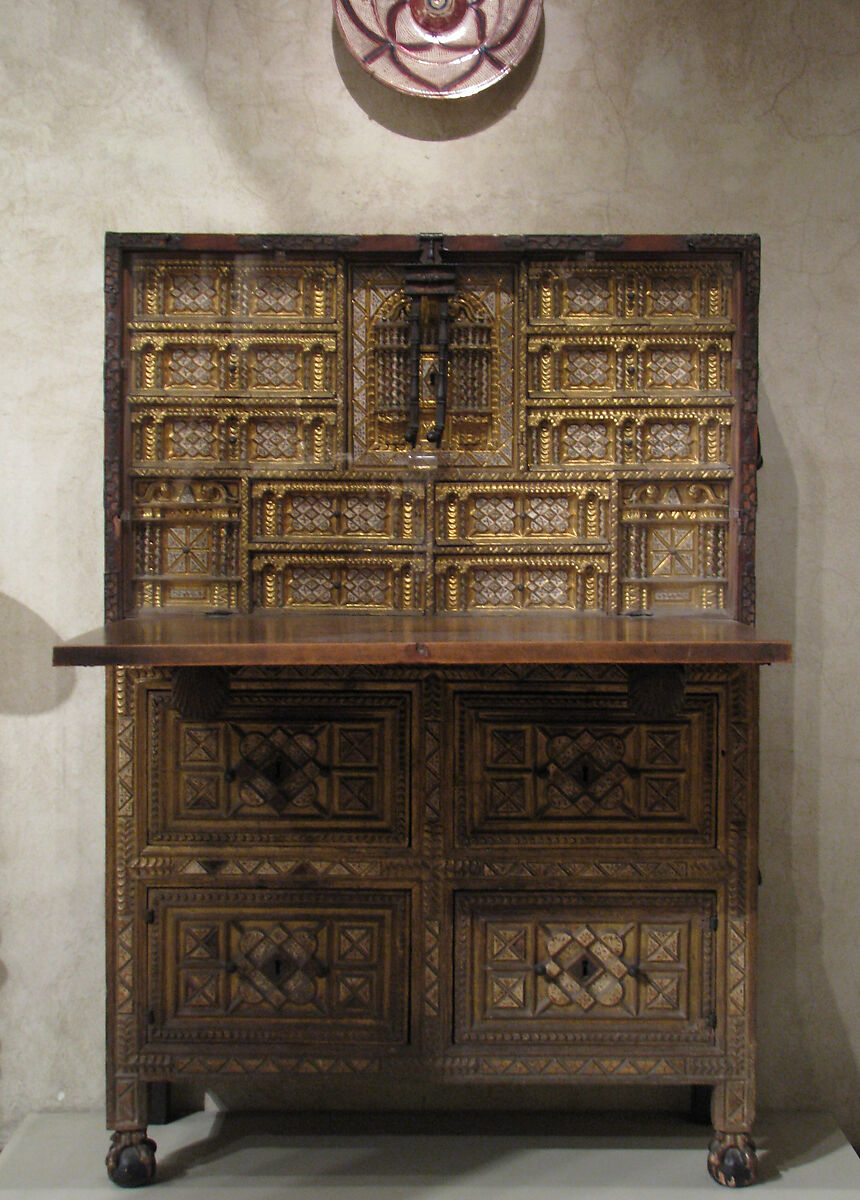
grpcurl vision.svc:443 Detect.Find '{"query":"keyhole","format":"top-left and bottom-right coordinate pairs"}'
top-left (580, 761), bottom-right (593, 785)
top-left (575, 957), bottom-right (594, 982)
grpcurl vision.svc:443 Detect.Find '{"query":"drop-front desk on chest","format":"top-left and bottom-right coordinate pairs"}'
top-left (54, 234), bottom-right (790, 1188)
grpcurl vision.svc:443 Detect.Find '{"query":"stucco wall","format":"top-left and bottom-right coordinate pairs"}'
top-left (1, 0), bottom-right (858, 1146)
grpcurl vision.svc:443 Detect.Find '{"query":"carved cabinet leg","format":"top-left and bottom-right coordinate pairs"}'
top-left (707, 1131), bottom-right (757, 1188)
top-left (106, 1131), bottom-right (157, 1189)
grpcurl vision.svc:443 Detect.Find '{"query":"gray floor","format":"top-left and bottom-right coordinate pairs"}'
top-left (0, 1110), bottom-right (858, 1198)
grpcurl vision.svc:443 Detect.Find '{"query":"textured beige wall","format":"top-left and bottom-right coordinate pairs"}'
top-left (1, 0), bottom-right (858, 1146)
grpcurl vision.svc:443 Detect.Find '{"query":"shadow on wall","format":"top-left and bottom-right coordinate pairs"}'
top-left (0, 594), bottom-right (75, 714)
top-left (330, 15), bottom-right (545, 141)
top-left (757, 382), bottom-right (860, 1140)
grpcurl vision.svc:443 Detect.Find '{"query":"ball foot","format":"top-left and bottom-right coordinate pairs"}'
top-left (708, 1131), bottom-right (757, 1187)
top-left (107, 1131), bottom-right (157, 1188)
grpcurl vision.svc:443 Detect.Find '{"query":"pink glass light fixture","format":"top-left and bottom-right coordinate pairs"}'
top-left (333, 0), bottom-right (543, 99)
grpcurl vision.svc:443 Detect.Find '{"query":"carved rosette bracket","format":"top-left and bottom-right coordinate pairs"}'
top-left (106, 1130), bottom-right (157, 1188)
top-left (170, 666), bottom-right (230, 720)
top-left (626, 665), bottom-right (687, 719)
top-left (707, 1131), bottom-right (757, 1188)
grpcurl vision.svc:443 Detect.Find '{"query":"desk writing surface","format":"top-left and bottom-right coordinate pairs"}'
top-left (54, 613), bottom-right (792, 667)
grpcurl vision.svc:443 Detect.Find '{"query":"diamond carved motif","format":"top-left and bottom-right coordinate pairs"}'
top-left (344, 496), bottom-right (387, 534)
top-left (182, 775), bottom-right (220, 812)
top-left (170, 420), bottom-right (217, 458)
top-left (648, 278), bottom-right (695, 314)
top-left (542, 729), bottom-right (632, 817)
top-left (473, 569), bottom-right (517, 607)
top-left (527, 497), bottom-right (570, 535)
top-left (168, 273), bottom-right (219, 313)
top-left (541, 927), bottom-right (629, 1012)
top-left (473, 496), bottom-right (516, 535)
top-left (528, 570), bottom-right (568, 606)
top-left (489, 728), bottom-right (527, 766)
top-left (563, 422), bottom-right (610, 460)
top-left (645, 929), bottom-right (681, 963)
top-left (487, 778), bottom-right (528, 817)
top-left (166, 347), bottom-right (218, 387)
top-left (491, 975), bottom-right (527, 1009)
top-left (565, 276), bottom-right (611, 315)
top-left (252, 348), bottom-right (302, 388)
top-left (291, 496), bottom-right (336, 534)
top-left (566, 349), bottom-right (612, 388)
top-left (647, 422), bottom-right (694, 460)
top-left (180, 727), bottom-right (220, 765)
top-left (647, 349), bottom-right (696, 388)
top-left (253, 421), bottom-right (299, 459)
top-left (250, 275), bottom-right (301, 314)
top-left (489, 926), bottom-right (528, 962)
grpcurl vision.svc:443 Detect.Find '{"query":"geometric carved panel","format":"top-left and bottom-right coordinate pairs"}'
top-left (149, 889), bottom-right (410, 1045)
top-left (455, 891), bottom-right (716, 1044)
top-left (148, 684), bottom-right (414, 846)
top-left (249, 481), bottom-right (424, 546)
top-left (453, 687), bottom-right (718, 845)
top-left (250, 553), bottom-right (424, 611)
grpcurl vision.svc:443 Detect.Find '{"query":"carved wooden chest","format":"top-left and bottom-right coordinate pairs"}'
top-left (54, 233), bottom-right (790, 1188)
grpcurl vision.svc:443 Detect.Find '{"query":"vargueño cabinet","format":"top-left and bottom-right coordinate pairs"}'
top-left (54, 233), bottom-right (790, 1188)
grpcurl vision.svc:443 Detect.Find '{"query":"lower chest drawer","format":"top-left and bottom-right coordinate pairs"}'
top-left (144, 887), bottom-right (412, 1048)
top-left (454, 890), bottom-right (718, 1048)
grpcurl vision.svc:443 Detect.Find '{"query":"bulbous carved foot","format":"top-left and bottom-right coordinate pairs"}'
top-left (708, 1131), bottom-right (757, 1187)
top-left (107, 1131), bottom-right (157, 1188)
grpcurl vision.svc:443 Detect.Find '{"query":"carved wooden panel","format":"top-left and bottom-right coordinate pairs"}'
top-left (454, 891), bottom-right (716, 1045)
top-left (147, 888), bottom-right (410, 1046)
top-left (451, 680), bottom-right (718, 848)
top-left (144, 680), bottom-right (416, 847)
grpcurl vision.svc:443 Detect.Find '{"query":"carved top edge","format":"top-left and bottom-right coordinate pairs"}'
top-left (105, 233), bottom-right (761, 259)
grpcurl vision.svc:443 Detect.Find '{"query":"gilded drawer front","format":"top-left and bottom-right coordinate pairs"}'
top-left (453, 687), bottom-right (718, 846)
top-left (146, 681), bottom-right (415, 847)
top-left (146, 888), bottom-right (410, 1046)
top-left (454, 891), bottom-right (716, 1046)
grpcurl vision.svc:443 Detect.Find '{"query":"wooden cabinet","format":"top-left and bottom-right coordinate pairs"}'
top-left (54, 234), bottom-right (789, 1188)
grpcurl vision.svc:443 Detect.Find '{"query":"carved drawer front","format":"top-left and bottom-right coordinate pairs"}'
top-left (455, 891), bottom-right (717, 1046)
top-left (146, 683), bottom-right (414, 847)
top-left (147, 888), bottom-right (410, 1046)
top-left (453, 687), bottom-right (717, 846)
